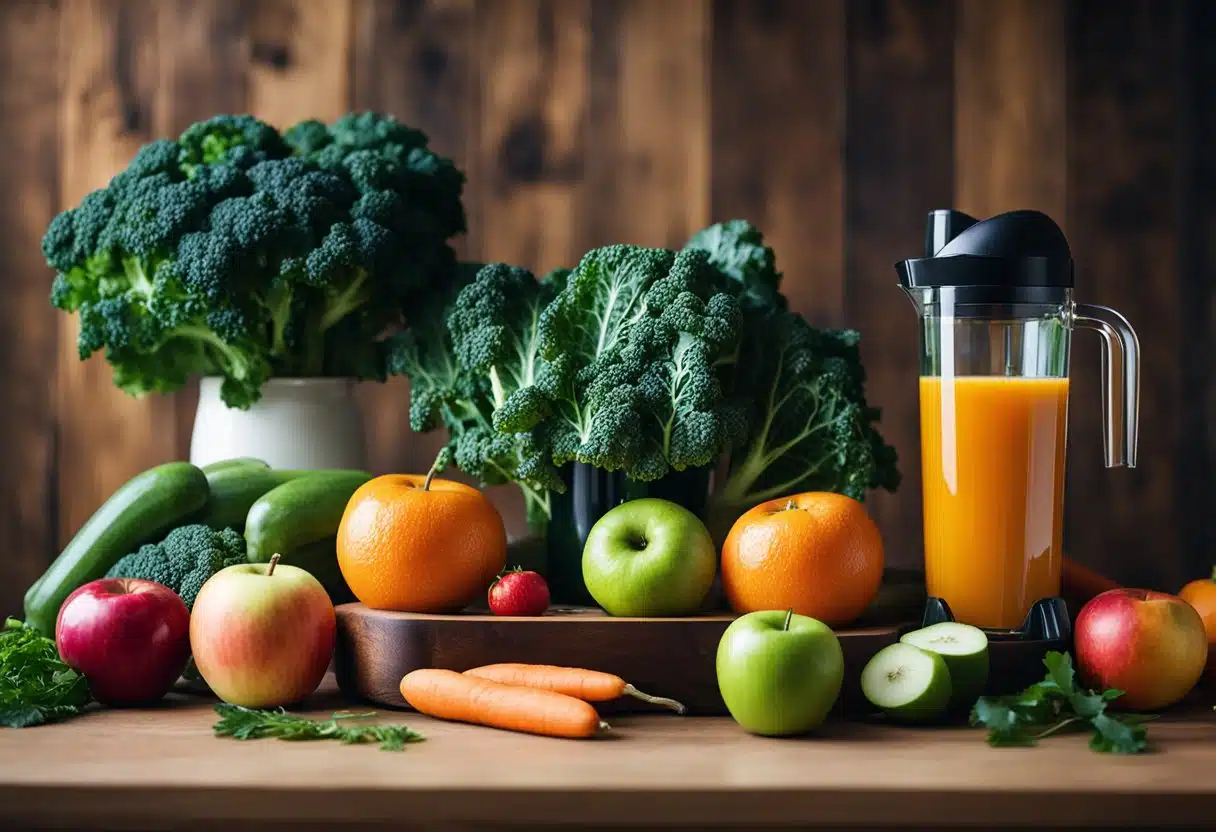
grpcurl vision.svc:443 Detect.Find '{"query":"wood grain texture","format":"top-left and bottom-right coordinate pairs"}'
top-left (955, 0), bottom-right (1067, 222)
top-left (0, 1), bottom-right (61, 620)
top-left (1065, 0), bottom-right (1184, 589)
top-left (55, 0), bottom-right (182, 549)
top-left (710, 0), bottom-right (846, 327)
top-left (585, 0), bottom-right (710, 250)
top-left (1177, 0), bottom-right (1216, 583)
top-left (0, 678), bottom-right (1213, 829)
top-left (333, 603), bottom-right (902, 715)
top-left (0, 0), bottom-right (1211, 609)
top-left (844, 0), bottom-right (956, 570)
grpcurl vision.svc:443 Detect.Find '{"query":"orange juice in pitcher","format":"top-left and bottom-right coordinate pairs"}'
top-left (897, 210), bottom-right (1140, 630)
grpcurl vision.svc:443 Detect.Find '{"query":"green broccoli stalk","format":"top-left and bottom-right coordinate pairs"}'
top-left (105, 525), bottom-right (247, 610)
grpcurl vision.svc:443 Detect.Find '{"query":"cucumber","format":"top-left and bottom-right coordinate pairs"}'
top-left (201, 458), bottom-right (269, 474)
top-left (196, 465), bottom-right (302, 531)
top-left (245, 471), bottom-right (373, 563)
top-left (198, 465), bottom-right (372, 532)
top-left (23, 461), bottom-right (210, 635)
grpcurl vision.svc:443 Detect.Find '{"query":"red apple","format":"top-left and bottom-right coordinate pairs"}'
top-left (56, 578), bottom-right (191, 706)
top-left (1074, 588), bottom-right (1209, 710)
top-left (190, 555), bottom-right (335, 708)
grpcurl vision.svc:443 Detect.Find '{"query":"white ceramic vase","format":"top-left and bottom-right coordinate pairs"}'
top-left (189, 377), bottom-right (366, 471)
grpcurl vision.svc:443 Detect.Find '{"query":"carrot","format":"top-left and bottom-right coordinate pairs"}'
top-left (399, 668), bottom-right (607, 739)
top-left (463, 663), bottom-right (687, 714)
top-left (1062, 556), bottom-right (1121, 604)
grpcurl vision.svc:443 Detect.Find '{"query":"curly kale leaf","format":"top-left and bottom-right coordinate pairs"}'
top-left (708, 309), bottom-right (900, 525)
top-left (685, 219), bottom-right (785, 311)
top-left (497, 246), bottom-right (742, 481)
top-left (446, 262), bottom-right (567, 501)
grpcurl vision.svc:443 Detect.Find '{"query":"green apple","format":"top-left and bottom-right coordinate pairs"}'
top-left (581, 498), bottom-right (717, 617)
top-left (716, 609), bottom-right (845, 736)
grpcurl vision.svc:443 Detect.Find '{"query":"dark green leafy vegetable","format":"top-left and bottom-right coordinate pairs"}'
top-left (692, 221), bottom-right (899, 536)
top-left (0, 618), bottom-right (92, 728)
top-left (212, 704), bottom-right (424, 751)
top-left (970, 651), bottom-right (1153, 754)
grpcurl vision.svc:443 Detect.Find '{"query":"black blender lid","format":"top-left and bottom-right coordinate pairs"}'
top-left (896, 209), bottom-right (1074, 294)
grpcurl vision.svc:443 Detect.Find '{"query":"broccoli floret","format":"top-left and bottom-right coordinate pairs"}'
top-left (105, 525), bottom-right (247, 611)
top-left (178, 115), bottom-right (292, 178)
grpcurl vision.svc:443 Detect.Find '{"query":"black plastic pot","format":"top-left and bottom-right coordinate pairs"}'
top-left (545, 462), bottom-right (712, 605)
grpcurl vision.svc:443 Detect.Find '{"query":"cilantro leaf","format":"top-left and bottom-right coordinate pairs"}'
top-left (1043, 650), bottom-right (1076, 695)
top-left (972, 650), bottom-right (1153, 754)
top-left (1089, 713), bottom-right (1148, 754)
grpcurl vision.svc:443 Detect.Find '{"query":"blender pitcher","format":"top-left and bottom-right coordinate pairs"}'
top-left (896, 209), bottom-right (1140, 630)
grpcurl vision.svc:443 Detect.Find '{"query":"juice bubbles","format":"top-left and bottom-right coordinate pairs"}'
top-left (919, 376), bottom-right (1070, 629)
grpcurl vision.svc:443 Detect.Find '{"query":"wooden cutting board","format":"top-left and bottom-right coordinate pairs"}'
top-left (333, 603), bottom-right (904, 716)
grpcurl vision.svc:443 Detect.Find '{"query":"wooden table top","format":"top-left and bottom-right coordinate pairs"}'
top-left (1, 679), bottom-right (1214, 830)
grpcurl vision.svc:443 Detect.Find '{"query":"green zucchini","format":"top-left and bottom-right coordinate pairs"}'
top-left (201, 457), bottom-right (269, 474)
top-left (196, 465), bottom-right (302, 531)
top-left (23, 461), bottom-right (210, 635)
top-left (245, 471), bottom-right (373, 564)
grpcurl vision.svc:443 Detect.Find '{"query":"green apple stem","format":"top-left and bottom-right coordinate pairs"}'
top-left (1210, 566), bottom-right (1216, 582)
top-left (267, 553), bottom-right (281, 577)
top-left (783, 608), bottom-right (794, 631)
top-left (623, 685), bottom-right (687, 715)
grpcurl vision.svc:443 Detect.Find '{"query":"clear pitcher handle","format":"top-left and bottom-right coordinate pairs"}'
top-left (1073, 303), bottom-right (1140, 468)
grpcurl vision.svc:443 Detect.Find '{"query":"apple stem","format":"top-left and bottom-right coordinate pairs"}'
top-left (623, 685), bottom-right (687, 715)
top-left (1210, 566), bottom-right (1216, 582)
top-left (784, 499), bottom-right (797, 512)
top-left (782, 608), bottom-right (793, 631)
top-left (267, 553), bottom-right (281, 577)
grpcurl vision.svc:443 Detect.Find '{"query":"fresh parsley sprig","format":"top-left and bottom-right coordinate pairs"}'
top-left (212, 704), bottom-right (425, 751)
top-left (970, 651), bottom-right (1154, 754)
top-left (0, 617), bottom-right (92, 728)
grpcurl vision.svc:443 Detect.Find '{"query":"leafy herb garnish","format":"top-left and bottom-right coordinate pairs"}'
top-left (212, 704), bottom-right (425, 751)
top-left (0, 617), bottom-right (92, 728)
top-left (970, 651), bottom-right (1153, 754)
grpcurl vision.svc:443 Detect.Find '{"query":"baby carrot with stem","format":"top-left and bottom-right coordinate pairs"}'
top-left (399, 669), bottom-right (609, 739)
top-left (463, 663), bottom-right (687, 714)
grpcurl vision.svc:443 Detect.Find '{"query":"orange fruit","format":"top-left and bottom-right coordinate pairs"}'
top-left (336, 473), bottom-right (507, 613)
top-left (721, 491), bottom-right (884, 626)
top-left (1179, 570), bottom-right (1216, 679)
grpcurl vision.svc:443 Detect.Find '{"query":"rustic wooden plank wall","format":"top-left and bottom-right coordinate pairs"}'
top-left (0, 0), bottom-right (1211, 618)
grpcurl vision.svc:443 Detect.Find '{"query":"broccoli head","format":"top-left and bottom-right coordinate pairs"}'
top-left (43, 112), bottom-right (470, 408)
top-left (105, 525), bottom-right (247, 610)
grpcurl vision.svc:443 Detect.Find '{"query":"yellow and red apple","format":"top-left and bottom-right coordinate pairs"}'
top-left (190, 557), bottom-right (336, 708)
top-left (1074, 588), bottom-right (1208, 711)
